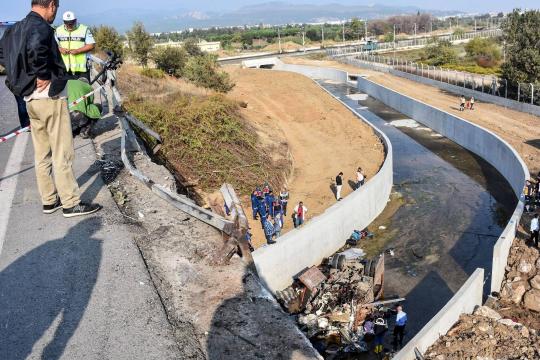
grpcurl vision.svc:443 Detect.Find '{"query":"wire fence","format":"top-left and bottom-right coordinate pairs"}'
top-left (326, 29), bottom-right (503, 57)
top-left (336, 52), bottom-right (540, 107)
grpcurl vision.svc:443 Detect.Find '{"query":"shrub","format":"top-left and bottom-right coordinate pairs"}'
top-left (153, 46), bottom-right (188, 77)
top-left (423, 40), bottom-right (458, 66)
top-left (182, 38), bottom-right (204, 57)
top-left (465, 38), bottom-right (501, 68)
top-left (139, 68), bottom-right (165, 79)
top-left (183, 54), bottom-right (235, 93)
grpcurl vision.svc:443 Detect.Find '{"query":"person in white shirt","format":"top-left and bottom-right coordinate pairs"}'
top-left (356, 167), bottom-right (365, 190)
top-left (530, 214), bottom-right (539, 248)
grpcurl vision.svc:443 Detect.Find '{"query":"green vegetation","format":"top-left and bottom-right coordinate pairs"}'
top-left (183, 54), bottom-right (235, 93)
top-left (465, 38), bottom-right (501, 68)
top-left (152, 46), bottom-right (188, 77)
top-left (423, 40), bottom-right (458, 66)
top-left (127, 22), bottom-right (154, 67)
top-left (125, 92), bottom-right (276, 193)
top-left (391, 37), bottom-right (503, 75)
top-left (139, 67), bottom-right (165, 79)
top-left (91, 25), bottom-right (124, 58)
top-left (501, 9), bottom-right (540, 85)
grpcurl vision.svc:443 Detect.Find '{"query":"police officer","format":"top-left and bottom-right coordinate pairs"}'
top-left (54, 11), bottom-right (95, 80)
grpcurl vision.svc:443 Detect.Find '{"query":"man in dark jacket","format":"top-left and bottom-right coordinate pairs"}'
top-left (0, 0), bottom-right (101, 217)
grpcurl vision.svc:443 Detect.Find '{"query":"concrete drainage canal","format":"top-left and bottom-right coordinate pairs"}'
top-left (272, 79), bottom-right (517, 359)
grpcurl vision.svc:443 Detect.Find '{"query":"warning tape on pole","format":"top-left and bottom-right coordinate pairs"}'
top-left (0, 85), bottom-right (106, 144)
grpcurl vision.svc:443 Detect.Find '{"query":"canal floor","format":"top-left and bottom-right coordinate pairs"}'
top-left (318, 80), bottom-right (517, 339)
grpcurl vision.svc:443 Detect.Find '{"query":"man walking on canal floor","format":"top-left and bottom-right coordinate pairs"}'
top-left (0, 0), bottom-right (101, 218)
top-left (530, 214), bottom-right (539, 248)
top-left (393, 305), bottom-right (408, 350)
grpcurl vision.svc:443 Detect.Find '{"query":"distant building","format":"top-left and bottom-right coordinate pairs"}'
top-left (153, 39), bottom-right (221, 53)
top-left (197, 40), bottom-right (221, 52)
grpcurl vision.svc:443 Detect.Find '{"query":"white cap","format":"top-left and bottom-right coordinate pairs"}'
top-left (63, 11), bottom-right (76, 22)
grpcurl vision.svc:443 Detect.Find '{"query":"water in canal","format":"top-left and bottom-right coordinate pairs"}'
top-left (317, 80), bottom-right (517, 338)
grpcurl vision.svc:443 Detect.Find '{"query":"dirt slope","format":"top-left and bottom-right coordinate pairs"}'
top-left (225, 66), bottom-right (385, 248)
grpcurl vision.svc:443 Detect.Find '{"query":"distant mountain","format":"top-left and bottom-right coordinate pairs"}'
top-left (79, 2), bottom-right (462, 33)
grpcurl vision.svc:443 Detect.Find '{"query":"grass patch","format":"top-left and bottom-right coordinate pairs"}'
top-left (305, 52), bottom-right (328, 61)
top-left (139, 67), bottom-right (165, 79)
top-left (442, 63), bottom-right (502, 75)
top-left (120, 64), bottom-right (287, 194)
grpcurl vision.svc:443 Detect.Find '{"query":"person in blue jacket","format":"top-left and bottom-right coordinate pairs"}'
top-left (265, 190), bottom-right (275, 218)
top-left (250, 190), bottom-right (259, 220)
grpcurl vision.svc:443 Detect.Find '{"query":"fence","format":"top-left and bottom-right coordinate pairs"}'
top-left (338, 53), bottom-right (540, 111)
top-left (327, 29), bottom-right (502, 57)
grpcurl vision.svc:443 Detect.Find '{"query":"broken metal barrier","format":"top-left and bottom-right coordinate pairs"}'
top-left (90, 56), bottom-right (251, 243)
top-left (118, 114), bottom-right (235, 235)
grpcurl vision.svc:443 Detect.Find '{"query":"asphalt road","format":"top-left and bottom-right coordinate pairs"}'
top-left (0, 79), bottom-right (180, 360)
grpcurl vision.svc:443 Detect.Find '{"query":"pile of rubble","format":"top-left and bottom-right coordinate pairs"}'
top-left (498, 238), bottom-right (540, 317)
top-left (425, 306), bottom-right (540, 360)
top-left (276, 251), bottom-right (402, 356)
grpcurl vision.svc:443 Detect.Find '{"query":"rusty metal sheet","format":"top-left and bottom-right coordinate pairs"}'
top-left (298, 266), bottom-right (327, 292)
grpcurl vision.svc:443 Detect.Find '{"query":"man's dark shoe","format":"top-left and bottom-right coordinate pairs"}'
top-left (43, 198), bottom-right (62, 214)
top-left (63, 203), bottom-right (102, 218)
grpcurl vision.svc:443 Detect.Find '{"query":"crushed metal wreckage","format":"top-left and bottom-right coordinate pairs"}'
top-left (277, 249), bottom-right (404, 356)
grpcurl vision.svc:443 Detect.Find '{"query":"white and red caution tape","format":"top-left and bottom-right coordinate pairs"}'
top-left (1, 85), bottom-right (106, 144)
top-left (0, 126), bottom-right (31, 143)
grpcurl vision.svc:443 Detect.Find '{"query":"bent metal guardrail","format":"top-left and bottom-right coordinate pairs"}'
top-left (251, 61), bottom-right (394, 293)
top-left (88, 56), bottom-right (238, 236)
top-left (357, 76), bottom-right (528, 360)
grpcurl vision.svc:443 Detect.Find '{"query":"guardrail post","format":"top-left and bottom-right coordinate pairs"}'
top-left (421, 63), bottom-right (424, 77)
top-left (440, 67), bottom-right (443, 82)
top-left (518, 83), bottom-right (521, 102)
top-left (531, 84), bottom-right (535, 105)
top-left (505, 79), bottom-right (508, 99)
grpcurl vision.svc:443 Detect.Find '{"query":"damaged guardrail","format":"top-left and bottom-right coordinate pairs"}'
top-left (90, 55), bottom-right (242, 237)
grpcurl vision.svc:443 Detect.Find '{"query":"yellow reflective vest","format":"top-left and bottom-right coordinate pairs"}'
top-left (55, 24), bottom-right (89, 73)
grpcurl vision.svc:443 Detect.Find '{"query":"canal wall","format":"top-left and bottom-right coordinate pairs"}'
top-left (357, 76), bottom-right (528, 360)
top-left (252, 64), bottom-right (394, 293)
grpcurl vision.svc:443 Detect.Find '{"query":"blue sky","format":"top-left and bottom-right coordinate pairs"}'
top-left (4, 0), bottom-right (538, 20)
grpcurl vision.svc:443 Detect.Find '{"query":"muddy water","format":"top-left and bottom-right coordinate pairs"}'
top-left (317, 80), bottom-right (517, 338)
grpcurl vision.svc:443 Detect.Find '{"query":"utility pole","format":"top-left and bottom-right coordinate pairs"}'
top-left (430, 21), bottom-right (433, 34)
top-left (278, 27), bottom-right (282, 53)
top-left (321, 24), bottom-right (325, 48)
top-left (474, 18), bottom-right (477, 33)
top-left (302, 30), bottom-right (306, 52)
top-left (364, 20), bottom-right (368, 41)
top-left (342, 21), bottom-right (345, 43)
top-left (414, 23), bottom-right (417, 45)
top-left (393, 24), bottom-right (396, 57)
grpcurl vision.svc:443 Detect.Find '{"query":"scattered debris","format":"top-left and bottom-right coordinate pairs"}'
top-left (276, 251), bottom-right (399, 357)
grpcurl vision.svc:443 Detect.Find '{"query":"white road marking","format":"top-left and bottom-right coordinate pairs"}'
top-left (0, 133), bottom-right (29, 255)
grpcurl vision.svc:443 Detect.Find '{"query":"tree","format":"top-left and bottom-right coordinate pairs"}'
top-left (501, 9), bottom-right (540, 84)
top-left (183, 54), bottom-right (235, 93)
top-left (465, 38), bottom-right (501, 67)
top-left (423, 40), bottom-right (458, 66)
top-left (153, 46), bottom-right (188, 77)
top-left (182, 38), bottom-right (204, 57)
top-left (92, 25), bottom-right (124, 58)
top-left (350, 18), bottom-right (364, 40)
top-left (127, 22), bottom-right (154, 67)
